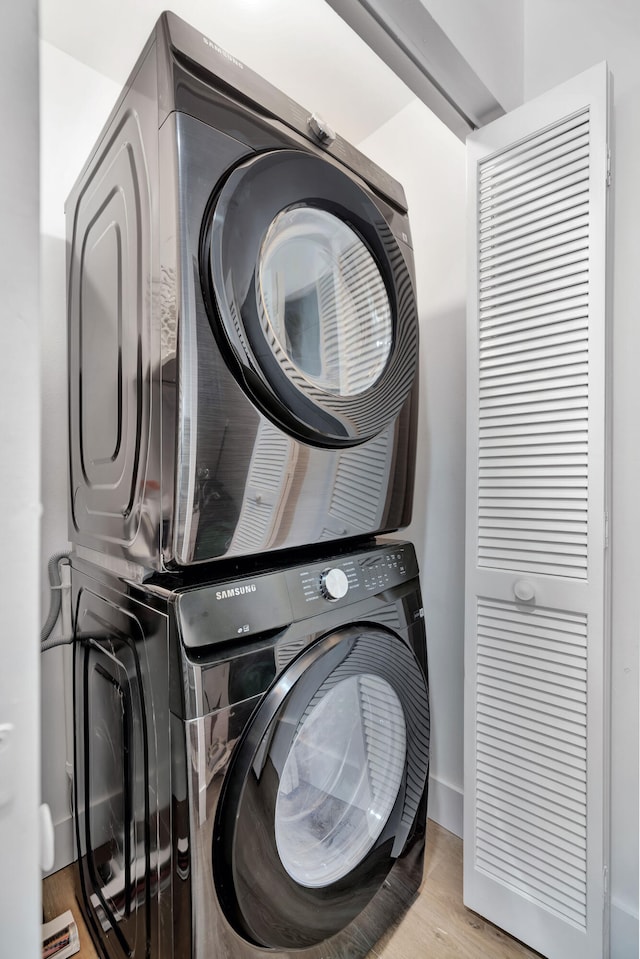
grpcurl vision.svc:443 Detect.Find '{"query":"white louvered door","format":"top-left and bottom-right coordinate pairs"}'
top-left (464, 64), bottom-right (610, 959)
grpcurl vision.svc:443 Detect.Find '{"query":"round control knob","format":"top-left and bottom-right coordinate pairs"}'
top-left (320, 567), bottom-right (349, 601)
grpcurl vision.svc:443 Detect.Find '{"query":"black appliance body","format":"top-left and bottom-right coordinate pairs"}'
top-left (72, 539), bottom-right (429, 959)
top-left (66, 12), bottom-right (420, 572)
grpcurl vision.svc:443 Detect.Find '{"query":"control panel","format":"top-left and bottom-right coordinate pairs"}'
top-left (291, 543), bottom-right (414, 613)
top-left (360, 549), bottom-right (408, 591)
top-left (177, 541), bottom-right (418, 648)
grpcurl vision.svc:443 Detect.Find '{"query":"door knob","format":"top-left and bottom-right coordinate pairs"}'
top-left (513, 580), bottom-right (535, 603)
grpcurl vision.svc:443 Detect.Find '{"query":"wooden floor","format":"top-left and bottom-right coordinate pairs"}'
top-left (43, 821), bottom-right (542, 959)
top-left (369, 822), bottom-right (541, 959)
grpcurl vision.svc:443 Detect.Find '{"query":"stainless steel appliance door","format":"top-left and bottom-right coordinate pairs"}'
top-left (201, 150), bottom-right (418, 447)
top-left (213, 624), bottom-right (429, 949)
top-left (72, 578), bottom-right (172, 959)
top-left (75, 635), bottom-right (151, 958)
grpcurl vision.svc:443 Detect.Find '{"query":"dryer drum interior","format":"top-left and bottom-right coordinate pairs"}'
top-left (200, 150), bottom-right (418, 448)
top-left (214, 625), bottom-right (430, 949)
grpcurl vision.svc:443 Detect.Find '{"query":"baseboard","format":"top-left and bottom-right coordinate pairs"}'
top-left (427, 774), bottom-right (463, 838)
top-left (44, 812), bottom-right (75, 878)
top-left (610, 897), bottom-right (639, 959)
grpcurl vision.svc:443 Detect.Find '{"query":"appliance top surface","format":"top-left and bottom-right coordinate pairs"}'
top-left (174, 539), bottom-right (419, 649)
top-left (161, 11), bottom-right (408, 212)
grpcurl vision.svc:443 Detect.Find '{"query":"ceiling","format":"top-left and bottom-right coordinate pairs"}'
top-left (39, 0), bottom-right (417, 145)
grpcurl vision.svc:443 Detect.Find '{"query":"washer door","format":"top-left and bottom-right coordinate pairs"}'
top-left (201, 150), bottom-right (418, 447)
top-left (213, 625), bottom-right (430, 948)
top-left (75, 632), bottom-right (151, 957)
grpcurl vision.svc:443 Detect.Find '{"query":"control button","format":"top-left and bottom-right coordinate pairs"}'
top-left (320, 567), bottom-right (349, 601)
top-left (307, 113), bottom-right (336, 145)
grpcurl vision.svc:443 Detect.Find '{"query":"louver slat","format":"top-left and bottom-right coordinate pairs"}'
top-left (478, 700), bottom-right (586, 749)
top-left (481, 151), bottom-right (589, 209)
top-left (480, 179), bottom-right (589, 231)
top-left (480, 225), bottom-right (589, 268)
top-left (481, 238), bottom-right (588, 276)
top-left (475, 599), bottom-right (588, 927)
top-left (476, 757), bottom-right (586, 819)
top-left (479, 114), bottom-right (589, 180)
top-left (481, 338), bottom-right (588, 368)
top-left (480, 310), bottom-right (588, 340)
top-left (477, 789), bottom-right (586, 849)
top-left (480, 201), bottom-right (589, 246)
top-left (476, 110), bottom-right (590, 579)
top-left (480, 262), bottom-right (588, 301)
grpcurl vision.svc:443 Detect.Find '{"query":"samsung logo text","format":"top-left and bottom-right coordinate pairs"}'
top-left (203, 36), bottom-right (244, 69)
top-left (216, 584), bottom-right (257, 600)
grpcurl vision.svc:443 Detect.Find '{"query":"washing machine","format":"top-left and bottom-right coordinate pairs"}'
top-left (72, 539), bottom-right (429, 959)
top-left (66, 11), bottom-right (420, 572)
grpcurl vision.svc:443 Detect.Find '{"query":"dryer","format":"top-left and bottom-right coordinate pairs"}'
top-left (66, 12), bottom-right (419, 571)
top-left (72, 539), bottom-right (429, 959)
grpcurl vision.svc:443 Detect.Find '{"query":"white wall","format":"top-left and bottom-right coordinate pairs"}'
top-left (420, 0), bottom-right (525, 111)
top-left (40, 0), bottom-right (413, 147)
top-left (40, 41), bottom-right (122, 871)
top-left (359, 101), bottom-right (467, 836)
top-left (523, 3), bottom-right (640, 955)
top-left (0, 2), bottom-right (42, 955)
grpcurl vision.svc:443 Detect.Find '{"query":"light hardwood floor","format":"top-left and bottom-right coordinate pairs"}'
top-left (43, 821), bottom-right (542, 959)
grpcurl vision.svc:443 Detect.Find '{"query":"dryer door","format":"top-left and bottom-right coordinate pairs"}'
top-left (214, 624), bottom-right (429, 949)
top-left (201, 151), bottom-right (418, 447)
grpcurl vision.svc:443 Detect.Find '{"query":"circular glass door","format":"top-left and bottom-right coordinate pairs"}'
top-left (274, 673), bottom-right (406, 887)
top-left (202, 150), bottom-right (418, 447)
top-left (213, 625), bottom-right (430, 949)
top-left (259, 208), bottom-right (393, 397)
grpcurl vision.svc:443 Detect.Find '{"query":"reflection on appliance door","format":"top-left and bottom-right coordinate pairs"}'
top-left (318, 426), bottom-right (394, 541)
top-left (274, 673), bottom-right (407, 888)
top-left (229, 420), bottom-right (299, 553)
top-left (258, 207), bottom-right (393, 397)
top-left (228, 420), bottom-right (395, 551)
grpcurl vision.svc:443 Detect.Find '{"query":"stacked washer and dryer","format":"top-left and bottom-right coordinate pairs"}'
top-left (66, 13), bottom-right (429, 959)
